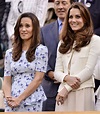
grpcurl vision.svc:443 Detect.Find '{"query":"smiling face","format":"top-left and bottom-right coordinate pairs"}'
top-left (68, 8), bottom-right (84, 32)
top-left (19, 17), bottom-right (33, 41)
top-left (54, 0), bottom-right (71, 21)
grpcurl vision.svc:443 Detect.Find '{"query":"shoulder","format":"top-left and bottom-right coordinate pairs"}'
top-left (35, 44), bottom-right (48, 59)
top-left (90, 34), bottom-right (100, 54)
top-left (91, 34), bottom-right (100, 43)
top-left (58, 40), bottom-right (63, 47)
top-left (5, 48), bottom-right (13, 59)
top-left (5, 48), bottom-right (12, 55)
top-left (36, 44), bottom-right (48, 53)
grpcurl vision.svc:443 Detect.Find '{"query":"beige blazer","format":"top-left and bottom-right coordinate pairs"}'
top-left (54, 34), bottom-right (100, 92)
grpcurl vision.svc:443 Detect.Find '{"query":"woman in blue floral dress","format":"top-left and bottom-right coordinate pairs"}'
top-left (3, 12), bottom-right (48, 112)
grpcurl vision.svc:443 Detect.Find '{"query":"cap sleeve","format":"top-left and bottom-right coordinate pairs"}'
top-left (4, 49), bottom-right (12, 77)
top-left (35, 45), bottom-right (48, 73)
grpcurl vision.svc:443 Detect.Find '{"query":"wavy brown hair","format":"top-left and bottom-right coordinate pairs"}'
top-left (59, 2), bottom-right (94, 54)
top-left (12, 12), bottom-right (40, 62)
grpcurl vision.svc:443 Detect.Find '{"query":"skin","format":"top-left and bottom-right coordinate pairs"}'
top-left (54, 0), bottom-right (71, 21)
top-left (69, 8), bottom-right (84, 32)
top-left (19, 17), bottom-right (33, 50)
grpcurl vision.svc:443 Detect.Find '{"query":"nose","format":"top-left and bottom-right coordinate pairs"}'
top-left (22, 26), bottom-right (26, 31)
top-left (71, 17), bottom-right (76, 22)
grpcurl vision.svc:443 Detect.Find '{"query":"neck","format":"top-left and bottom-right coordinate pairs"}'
top-left (22, 40), bottom-right (31, 51)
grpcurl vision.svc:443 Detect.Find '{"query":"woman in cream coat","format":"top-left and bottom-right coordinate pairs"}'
top-left (54, 2), bottom-right (100, 111)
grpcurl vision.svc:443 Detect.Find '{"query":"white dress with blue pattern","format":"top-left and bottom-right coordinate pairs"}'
top-left (4, 44), bottom-right (48, 112)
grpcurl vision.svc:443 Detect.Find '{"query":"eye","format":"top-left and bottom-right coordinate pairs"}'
top-left (25, 24), bottom-right (30, 28)
top-left (62, 1), bottom-right (67, 5)
top-left (55, 2), bottom-right (59, 6)
top-left (19, 24), bottom-right (23, 28)
top-left (69, 15), bottom-right (73, 19)
top-left (76, 15), bottom-right (81, 19)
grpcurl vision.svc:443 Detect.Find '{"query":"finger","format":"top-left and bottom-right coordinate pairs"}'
top-left (57, 100), bottom-right (60, 105)
top-left (7, 101), bottom-right (13, 108)
top-left (71, 83), bottom-right (80, 89)
top-left (76, 77), bottom-right (81, 82)
top-left (60, 99), bottom-right (64, 105)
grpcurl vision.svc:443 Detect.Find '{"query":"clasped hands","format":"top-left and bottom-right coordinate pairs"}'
top-left (6, 96), bottom-right (21, 108)
top-left (56, 75), bottom-right (81, 105)
top-left (65, 75), bottom-right (81, 89)
top-left (56, 87), bottom-right (68, 105)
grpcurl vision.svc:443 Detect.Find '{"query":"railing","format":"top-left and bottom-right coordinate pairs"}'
top-left (0, 111), bottom-right (100, 114)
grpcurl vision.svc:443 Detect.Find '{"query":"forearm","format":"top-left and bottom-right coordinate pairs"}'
top-left (3, 81), bottom-right (12, 98)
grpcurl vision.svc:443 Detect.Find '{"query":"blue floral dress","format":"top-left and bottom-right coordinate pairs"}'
top-left (4, 44), bottom-right (48, 112)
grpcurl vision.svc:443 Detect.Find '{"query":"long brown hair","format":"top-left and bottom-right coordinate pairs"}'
top-left (59, 2), bottom-right (94, 54)
top-left (12, 12), bottom-right (40, 62)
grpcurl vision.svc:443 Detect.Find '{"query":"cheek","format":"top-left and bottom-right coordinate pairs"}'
top-left (29, 29), bottom-right (33, 34)
top-left (80, 20), bottom-right (84, 27)
top-left (68, 20), bottom-right (71, 26)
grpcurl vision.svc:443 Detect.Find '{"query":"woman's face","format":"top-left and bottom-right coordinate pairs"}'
top-left (19, 17), bottom-right (33, 41)
top-left (68, 8), bottom-right (84, 32)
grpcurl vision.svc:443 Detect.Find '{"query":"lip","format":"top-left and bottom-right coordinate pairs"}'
top-left (21, 33), bottom-right (27, 35)
top-left (71, 24), bottom-right (77, 27)
top-left (58, 11), bottom-right (65, 15)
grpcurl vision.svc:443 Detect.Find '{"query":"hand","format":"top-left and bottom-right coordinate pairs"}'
top-left (56, 87), bottom-right (68, 105)
top-left (48, 71), bottom-right (56, 81)
top-left (54, 80), bottom-right (60, 83)
top-left (6, 96), bottom-right (21, 108)
top-left (5, 96), bottom-right (14, 108)
top-left (64, 76), bottom-right (81, 89)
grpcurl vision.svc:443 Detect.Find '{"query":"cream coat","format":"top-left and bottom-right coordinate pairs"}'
top-left (54, 34), bottom-right (100, 92)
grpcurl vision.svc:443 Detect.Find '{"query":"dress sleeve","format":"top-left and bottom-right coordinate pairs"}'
top-left (35, 45), bottom-right (48, 73)
top-left (4, 49), bottom-right (12, 77)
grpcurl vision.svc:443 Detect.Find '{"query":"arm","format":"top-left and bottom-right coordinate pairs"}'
top-left (3, 76), bottom-right (12, 98)
top-left (93, 56), bottom-right (100, 80)
top-left (36, 0), bottom-right (48, 27)
top-left (75, 35), bottom-right (100, 83)
top-left (2, 49), bottom-right (12, 105)
top-left (54, 41), bottom-right (76, 91)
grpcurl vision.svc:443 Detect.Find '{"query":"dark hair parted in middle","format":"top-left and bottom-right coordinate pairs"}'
top-left (59, 2), bottom-right (94, 54)
top-left (12, 12), bottom-right (40, 62)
